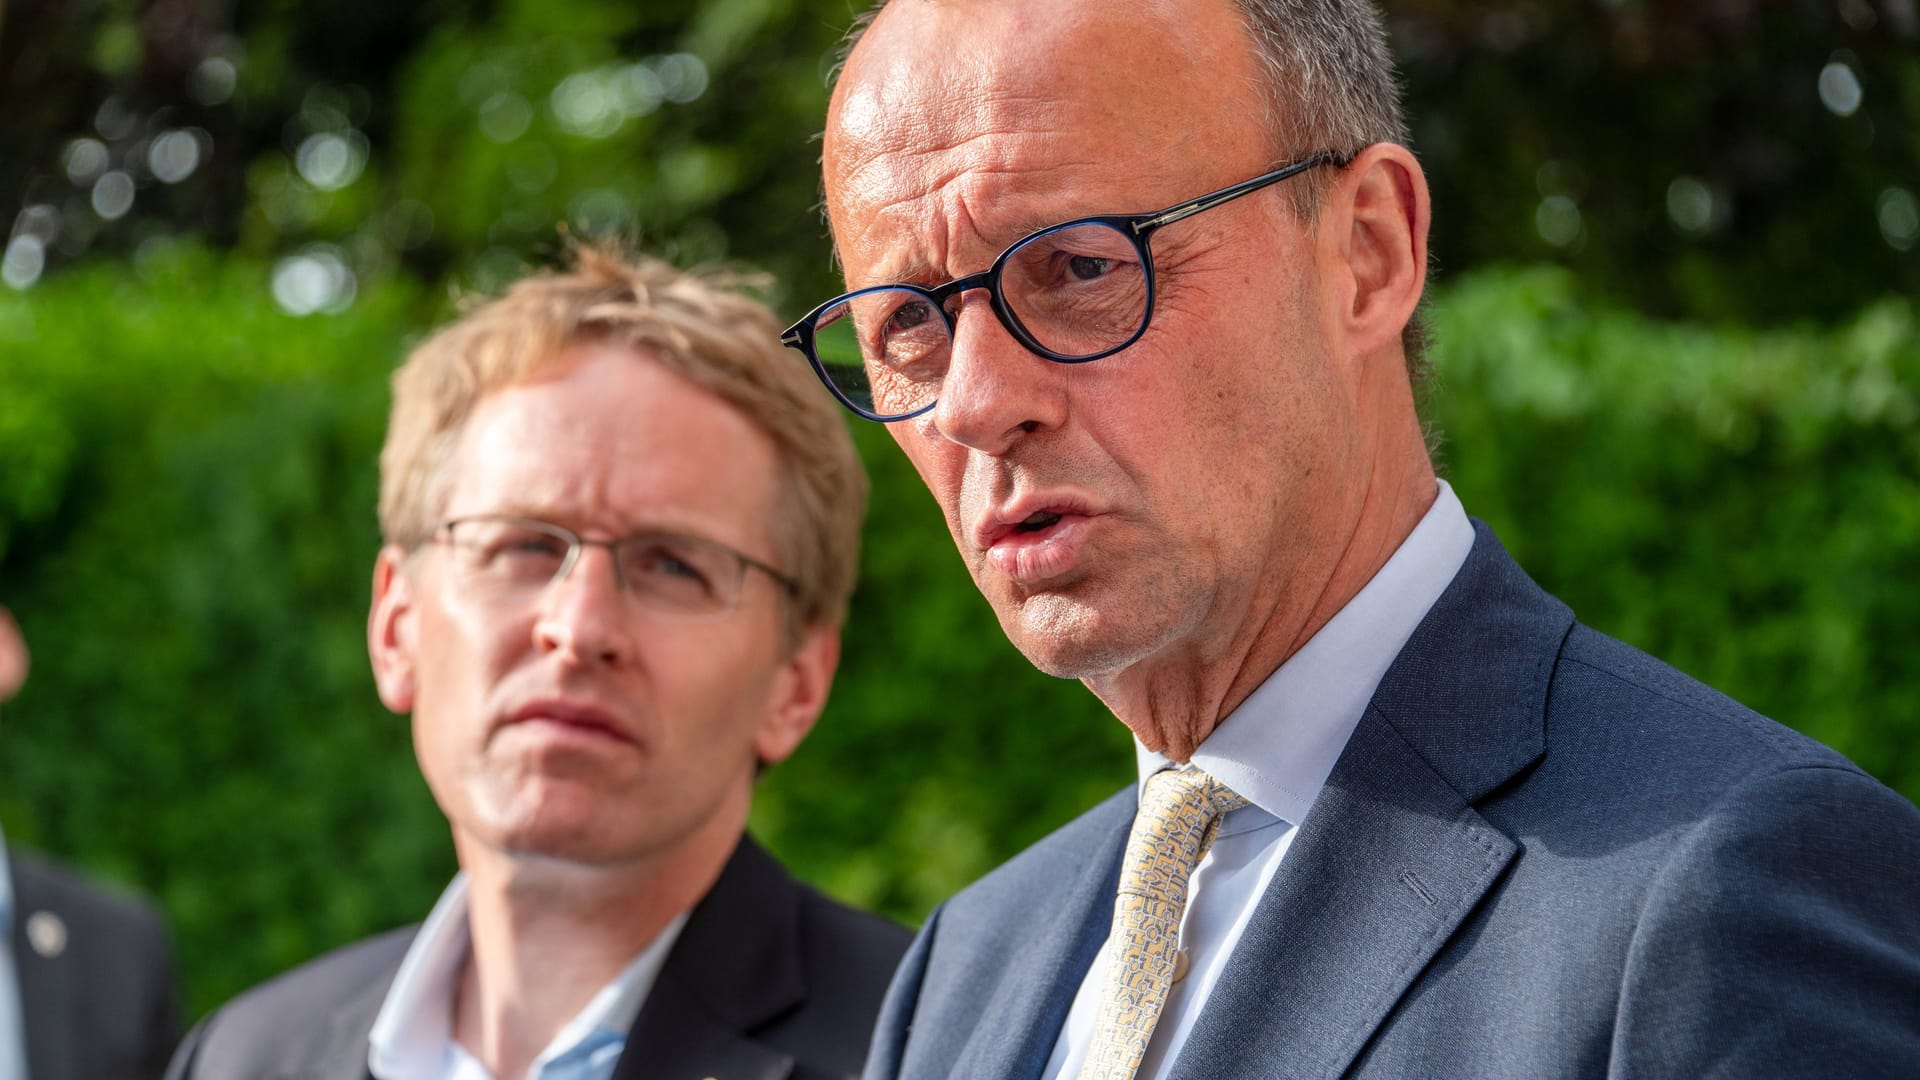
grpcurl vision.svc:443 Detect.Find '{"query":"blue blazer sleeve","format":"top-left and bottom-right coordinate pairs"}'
top-left (1612, 764), bottom-right (1920, 1076)
top-left (865, 901), bottom-right (943, 1080)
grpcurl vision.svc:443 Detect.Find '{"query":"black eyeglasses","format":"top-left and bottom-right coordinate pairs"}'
top-left (430, 516), bottom-right (798, 618)
top-left (783, 151), bottom-right (1348, 422)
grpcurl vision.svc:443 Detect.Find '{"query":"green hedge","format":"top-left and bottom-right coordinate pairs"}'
top-left (1, 251), bottom-right (1914, 1015)
top-left (1429, 266), bottom-right (1920, 793)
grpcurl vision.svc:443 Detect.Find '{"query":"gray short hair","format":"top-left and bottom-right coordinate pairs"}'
top-left (838, 1), bottom-right (1407, 163)
top-left (833, 0), bottom-right (1430, 396)
top-left (1234, 1), bottom-right (1406, 190)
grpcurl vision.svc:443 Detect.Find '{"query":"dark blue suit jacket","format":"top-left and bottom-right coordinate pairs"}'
top-left (865, 523), bottom-right (1920, 1079)
top-left (169, 837), bottom-right (910, 1080)
top-left (10, 850), bottom-right (179, 1080)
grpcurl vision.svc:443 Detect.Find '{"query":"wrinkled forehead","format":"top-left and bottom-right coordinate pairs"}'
top-left (825, 0), bottom-right (1268, 271)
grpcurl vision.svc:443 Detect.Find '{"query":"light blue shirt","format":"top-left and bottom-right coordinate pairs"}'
top-left (0, 826), bottom-right (28, 1080)
top-left (1041, 480), bottom-right (1475, 1079)
top-left (367, 873), bottom-right (688, 1080)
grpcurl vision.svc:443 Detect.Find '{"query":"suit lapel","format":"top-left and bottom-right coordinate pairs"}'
top-left (12, 859), bottom-right (73, 1080)
top-left (617, 837), bottom-right (802, 1080)
top-left (618, 983), bottom-right (795, 1080)
top-left (1170, 522), bottom-right (1570, 1080)
top-left (949, 792), bottom-right (1133, 1080)
top-left (1167, 712), bottom-right (1519, 1079)
top-left (297, 973), bottom-right (391, 1080)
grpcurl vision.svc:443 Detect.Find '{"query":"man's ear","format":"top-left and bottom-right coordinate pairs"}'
top-left (1318, 142), bottom-right (1430, 365)
top-left (754, 624), bottom-right (840, 768)
top-left (368, 546), bottom-right (420, 714)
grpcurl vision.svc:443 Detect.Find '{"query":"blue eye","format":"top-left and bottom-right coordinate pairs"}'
top-left (652, 553), bottom-right (705, 581)
top-left (623, 541), bottom-right (720, 595)
top-left (506, 536), bottom-right (568, 558)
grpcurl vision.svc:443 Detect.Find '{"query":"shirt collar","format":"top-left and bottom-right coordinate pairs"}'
top-left (1136, 479), bottom-right (1475, 826)
top-left (367, 872), bottom-right (689, 1079)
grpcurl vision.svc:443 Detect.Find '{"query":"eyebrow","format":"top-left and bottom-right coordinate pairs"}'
top-left (860, 210), bottom-right (1107, 288)
top-left (478, 508), bottom-right (735, 541)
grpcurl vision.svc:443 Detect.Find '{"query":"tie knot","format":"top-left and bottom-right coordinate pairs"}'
top-left (1142, 767), bottom-right (1247, 821)
top-left (1125, 768), bottom-right (1247, 882)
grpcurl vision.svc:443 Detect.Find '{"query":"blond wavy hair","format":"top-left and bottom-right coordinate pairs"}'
top-left (378, 243), bottom-right (868, 638)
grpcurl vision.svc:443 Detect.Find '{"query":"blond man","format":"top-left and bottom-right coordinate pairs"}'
top-left (168, 247), bottom-right (907, 1080)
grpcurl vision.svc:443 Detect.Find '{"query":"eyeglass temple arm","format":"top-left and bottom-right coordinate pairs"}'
top-left (1132, 151), bottom-right (1349, 235)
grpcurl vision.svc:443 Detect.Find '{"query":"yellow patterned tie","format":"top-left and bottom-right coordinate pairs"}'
top-left (1079, 768), bottom-right (1247, 1080)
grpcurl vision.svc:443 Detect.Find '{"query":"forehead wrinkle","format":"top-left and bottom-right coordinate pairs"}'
top-left (829, 0), bottom-right (1272, 290)
top-left (828, 73), bottom-right (1070, 236)
top-left (838, 133), bottom-right (1110, 286)
top-left (860, 160), bottom-right (1109, 286)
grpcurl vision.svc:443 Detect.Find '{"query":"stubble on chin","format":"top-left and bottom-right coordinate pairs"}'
top-left (990, 571), bottom-right (1193, 683)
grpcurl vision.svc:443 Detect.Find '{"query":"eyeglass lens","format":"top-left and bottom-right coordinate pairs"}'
top-left (441, 519), bottom-right (744, 616)
top-left (810, 220), bottom-right (1148, 418)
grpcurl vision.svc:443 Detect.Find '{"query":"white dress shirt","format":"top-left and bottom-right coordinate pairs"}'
top-left (367, 873), bottom-right (688, 1080)
top-left (1040, 480), bottom-right (1474, 1079)
top-left (0, 827), bottom-right (26, 1080)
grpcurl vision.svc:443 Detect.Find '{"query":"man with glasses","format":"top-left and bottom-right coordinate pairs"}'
top-left (169, 246), bottom-right (908, 1080)
top-left (799, 2), bottom-right (1920, 1077)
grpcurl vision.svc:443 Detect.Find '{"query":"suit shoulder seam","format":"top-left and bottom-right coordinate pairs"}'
top-left (1556, 647), bottom-right (1805, 759)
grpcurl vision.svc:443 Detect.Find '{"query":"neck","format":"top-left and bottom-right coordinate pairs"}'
top-left (1088, 377), bottom-right (1436, 763)
top-left (448, 796), bottom-right (746, 1079)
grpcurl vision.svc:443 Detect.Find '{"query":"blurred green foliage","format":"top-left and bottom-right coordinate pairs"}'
top-left (1429, 266), bottom-right (1920, 794)
top-left (3, 252), bottom-right (1915, 1015)
top-left (4, 2), bottom-right (1915, 317)
top-left (1, 0), bottom-right (1916, 1026)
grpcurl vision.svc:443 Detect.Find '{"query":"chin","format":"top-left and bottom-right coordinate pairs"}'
top-left (999, 591), bottom-right (1170, 681)
top-left (490, 816), bottom-right (653, 867)
top-left (467, 782), bottom-right (648, 865)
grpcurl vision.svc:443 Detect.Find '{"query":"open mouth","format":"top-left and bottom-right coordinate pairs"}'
top-left (984, 508), bottom-right (1093, 584)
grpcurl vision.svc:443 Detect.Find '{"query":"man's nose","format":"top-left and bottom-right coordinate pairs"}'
top-left (930, 297), bottom-right (1069, 454)
top-left (532, 545), bottom-right (634, 667)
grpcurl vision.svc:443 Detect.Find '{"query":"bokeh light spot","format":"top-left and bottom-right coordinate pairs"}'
top-left (478, 92), bottom-right (533, 143)
top-left (3, 236), bottom-right (46, 290)
top-left (1878, 188), bottom-right (1918, 252)
top-left (550, 71), bottom-right (622, 139)
top-left (13, 205), bottom-right (61, 245)
top-left (1666, 176), bottom-right (1715, 234)
top-left (1535, 195), bottom-right (1582, 248)
top-left (190, 57), bottom-right (238, 105)
top-left (1818, 62), bottom-right (1863, 117)
top-left (149, 130), bottom-right (205, 184)
top-left (295, 132), bottom-right (368, 190)
top-left (614, 64), bottom-right (664, 117)
top-left (91, 171), bottom-right (136, 220)
top-left (94, 96), bottom-right (137, 141)
top-left (271, 248), bottom-right (357, 315)
top-left (64, 138), bottom-right (111, 186)
top-left (652, 53), bottom-right (708, 103)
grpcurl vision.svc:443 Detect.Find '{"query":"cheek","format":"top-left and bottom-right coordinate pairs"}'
top-left (411, 602), bottom-right (520, 726)
top-left (895, 427), bottom-right (970, 526)
top-left (649, 637), bottom-right (785, 755)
